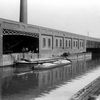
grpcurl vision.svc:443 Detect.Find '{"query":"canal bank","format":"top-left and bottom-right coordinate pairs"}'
top-left (71, 77), bottom-right (100, 100)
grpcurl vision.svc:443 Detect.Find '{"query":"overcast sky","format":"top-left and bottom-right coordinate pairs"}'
top-left (0, 0), bottom-right (100, 38)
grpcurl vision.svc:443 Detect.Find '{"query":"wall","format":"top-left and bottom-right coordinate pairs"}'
top-left (2, 55), bottom-right (14, 66)
top-left (1, 18), bottom-right (88, 59)
top-left (39, 27), bottom-right (86, 58)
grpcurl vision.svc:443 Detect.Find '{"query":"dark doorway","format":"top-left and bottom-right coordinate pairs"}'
top-left (3, 35), bottom-right (39, 54)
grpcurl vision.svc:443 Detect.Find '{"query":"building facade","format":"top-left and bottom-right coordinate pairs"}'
top-left (0, 18), bottom-right (88, 60)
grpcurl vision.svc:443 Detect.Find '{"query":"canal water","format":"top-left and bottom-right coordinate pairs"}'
top-left (1, 57), bottom-right (100, 100)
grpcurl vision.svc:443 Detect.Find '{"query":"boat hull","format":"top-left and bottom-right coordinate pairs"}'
top-left (34, 62), bottom-right (71, 70)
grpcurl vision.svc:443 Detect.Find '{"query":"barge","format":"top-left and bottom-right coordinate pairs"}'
top-left (33, 59), bottom-right (71, 70)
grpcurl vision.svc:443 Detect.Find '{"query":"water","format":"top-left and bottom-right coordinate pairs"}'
top-left (1, 58), bottom-right (100, 100)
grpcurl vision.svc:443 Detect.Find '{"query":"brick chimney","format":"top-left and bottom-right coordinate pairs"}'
top-left (20, 0), bottom-right (27, 24)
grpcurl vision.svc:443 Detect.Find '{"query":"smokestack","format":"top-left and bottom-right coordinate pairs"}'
top-left (20, 0), bottom-right (27, 24)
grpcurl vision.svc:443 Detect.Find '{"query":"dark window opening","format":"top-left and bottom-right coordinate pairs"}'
top-left (80, 41), bottom-right (82, 47)
top-left (48, 38), bottom-right (51, 48)
top-left (82, 41), bottom-right (84, 48)
top-left (56, 39), bottom-right (58, 47)
top-left (76, 41), bottom-right (78, 47)
top-left (73, 41), bottom-right (75, 47)
top-left (66, 40), bottom-right (67, 47)
top-left (43, 38), bottom-right (46, 48)
top-left (69, 40), bottom-right (71, 47)
top-left (60, 39), bottom-right (62, 47)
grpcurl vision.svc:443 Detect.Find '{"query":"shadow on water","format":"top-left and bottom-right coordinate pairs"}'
top-left (1, 57), bottom-right (100, 100)
top-left (92, 53), bottom-right (100, 59)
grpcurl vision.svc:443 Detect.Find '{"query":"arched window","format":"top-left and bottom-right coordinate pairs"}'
top-left (69, 40), bottom-right (71, 47)
top-left (43, 38), bottom-right (46, 48)
top-left (74, 41), bottom-right (75, 47)
top-left (60, 39), bottom-right (62, 47)
top-left (48, 38), bottom-right (51, 48)
top-left (66, 40), bottom-right (67, 47)
top-left (56, 39), bottom-right (58, 47)
top-left (76, 41), bottom-right (78, 47)
top-left (82, 41), bottom-right (84, 48)
top-left (80, 41), bottom-right (82, 47)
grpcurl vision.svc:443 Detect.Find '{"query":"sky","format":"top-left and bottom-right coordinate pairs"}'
top-left (0, 0), bottom-right (100, 38)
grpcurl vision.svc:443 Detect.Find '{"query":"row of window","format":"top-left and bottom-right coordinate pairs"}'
top-left (42, 36), bottom-right (84, 49)
top-left (43, 38), bottom-right (51, 48)
top-left (55, 39), bottom-right (63, 47)
top-left (65, 39), bottom-right (71, 48)
top-left (72, 40), bottom-right (84, 48)
top-left (80, 41), bottom-right (84, 48)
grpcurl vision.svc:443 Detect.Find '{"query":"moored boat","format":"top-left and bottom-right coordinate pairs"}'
top-left (15, 58), bottom-right (38, 66)
top-left (15, 57), bottom-right (68, 65)
top-left (34, 59), bottom-right (71, 70)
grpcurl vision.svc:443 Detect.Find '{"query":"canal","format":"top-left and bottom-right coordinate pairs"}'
top-left (1, 56), bottom-right (100, 100)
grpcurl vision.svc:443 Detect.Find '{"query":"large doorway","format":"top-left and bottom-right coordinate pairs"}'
top-left (3, 35), bottom-right (39, 54)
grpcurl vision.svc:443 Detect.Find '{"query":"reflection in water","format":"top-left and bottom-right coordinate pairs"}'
top-left (0, 78), bottom-right (2, 100)
top-left (1, 58), bottom-right (100, 100)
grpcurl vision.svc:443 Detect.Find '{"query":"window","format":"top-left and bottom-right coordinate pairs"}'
top-left (56, 39), bottom-right (58, 47)
top-left (74, 41), bottom-right (75, 47)
top-left (60, 39), bottom-right (62, 47)
top-left (69, 40), bottom-right (71, 47)
top-left (43, 38), bottom-right (46, 48)
top-left (66, 40), bottom-right (67, 47)
top-left (76, 41), bottom-right (78, 47)
top-left (80, 41), bottom-right (82, 47)
top-left (82, 41), bottom-right (84, 48)
top-left (48, 38), bottom-right (51, 48)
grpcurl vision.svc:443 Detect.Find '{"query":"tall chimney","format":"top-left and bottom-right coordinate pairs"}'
top-left (20, 0), bottom-right (27, 24)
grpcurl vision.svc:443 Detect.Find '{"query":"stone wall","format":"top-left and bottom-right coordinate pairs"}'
top-left (71, 77), bottom-right (100, 100)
